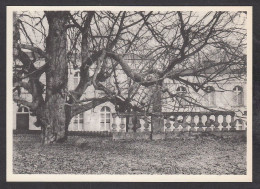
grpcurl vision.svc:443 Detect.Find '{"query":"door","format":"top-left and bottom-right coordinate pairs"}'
top-left (16, 113), bottom-right (29, 130)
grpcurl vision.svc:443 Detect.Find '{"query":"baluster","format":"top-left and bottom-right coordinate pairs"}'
top-left (197, 115), bottom-right (204, 132)
top-left (244, 120), bottom-right (247, 130)
top-left (111, 113), bottom-right (117, 132)
top-left (182, 116), bottom-right (188, 132)
top-left (229, 115), bottom-right (236, 131)
top-left (205, 115), bottom-right (211, 127)
top-left (136, 117), bottom-right (142, 132)
top-left (205, 115), bottom-right (212, 132)
top-left (165, 116), bottom-right (172, 132)
top-left (190, 115), bottom-right (196, 132)
top-left (173, 116), bottom-right (179, 132)
top-left (222, 115), bottom-right (228, 131)
top-left (128, 116), bottom-right (134, 132)
top-left (119, 116), bottom-right (126, 132)
top-left (213, 115), bottom-right (220, 131)
top-left (143, 116), bottom-right (149, 132)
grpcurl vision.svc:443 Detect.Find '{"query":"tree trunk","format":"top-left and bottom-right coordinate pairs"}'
top-left (151, 83), bottom-right (165, 140)
top-left (39, 11), bottom-right (70, 144)
top-left (39, 94), bottom-right (70, 144)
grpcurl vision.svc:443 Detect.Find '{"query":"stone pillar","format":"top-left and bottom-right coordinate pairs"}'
top-left (111, 113), bottom-right (117, 132)
top-left (119, 116), bottom-right (126, 132)
top-left (222, 115), bottom-right (229, 131)
top-left (128, 116), bottom-right (134, 132)
top-left (213, 115), bottom-right (220, 131)
top-left (151, 113), bottom-right (165, 140)
top-left (126, 115), bottom-right (134, 139)
top-left (165, 117), bottom-right (172, 132)
top-left (230, 115), bottom-right (236, 131)
top-left (113, 115), bottom-right (126, 140)
top-left (143, 116), bottom-right (150, 132)
top-left (190, 115), bottom-right (196, 132)
top-left (151, 84), bottom-right (165, 140)
top-left (136, 117), bottom-right (142, 132)
top-left (197, 115), bottom-right (204, 132)
top-left (205, 115), bottom-right (213, 132)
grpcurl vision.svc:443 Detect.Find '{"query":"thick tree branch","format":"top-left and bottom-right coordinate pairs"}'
top-left (162, 12), bottom-right (223, 76)
top-left (68, 13), bottom-right (83, 32)
top-left (71, 96), bottom-right (109, 117)
top-left (13, 81), bottom-right (32, 93)
top-left (19, 44), bottom-right (46, 58)
top-left (107, 52), bottom-right (162, 87)
top-left (13, 96), bottom-right (38, 110)
top-left (73, 50), bottom-right (104, 99)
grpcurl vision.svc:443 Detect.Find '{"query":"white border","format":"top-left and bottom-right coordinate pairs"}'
top-left (6, 6), bottom-right (253, 182)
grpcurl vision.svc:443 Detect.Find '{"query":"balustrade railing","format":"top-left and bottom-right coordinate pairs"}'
top-left (111, 113), bottom-right (152, 133)
top-left (111, 111), bottom-right (246, 140)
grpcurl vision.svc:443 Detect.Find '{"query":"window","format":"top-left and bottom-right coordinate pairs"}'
top-left (205, 86), bottom-right (215, 107)
top-left (233, 86), bottom-right (243, 106)
top-left (100, 106), bottom-right (111, 131)
top-left (18, 106), bottom-right (29, 113)
top-left (177, 86), bottom-right (187, 93)
top-left (73, 113), bottom-right (84, 131)
top-left (74, 72), bottom-right (80, 89)
top-left (176, 86), bottom-right (188, 107)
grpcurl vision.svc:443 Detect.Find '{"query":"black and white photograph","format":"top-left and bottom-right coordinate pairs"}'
top-left (6, 6), bottom-right (252, 182)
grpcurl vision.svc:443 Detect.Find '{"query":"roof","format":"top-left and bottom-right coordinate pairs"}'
top-left (172, 61), bottom-right (246, 76)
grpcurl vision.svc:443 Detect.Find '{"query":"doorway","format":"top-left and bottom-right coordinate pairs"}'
top-left (16, 107), bottom-right (29, 130)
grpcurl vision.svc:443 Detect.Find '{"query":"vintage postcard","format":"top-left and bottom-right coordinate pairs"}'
top-left (6, 6), bottom-right (252, 182)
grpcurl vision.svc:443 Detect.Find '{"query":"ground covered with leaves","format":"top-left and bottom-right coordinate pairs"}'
top-left (13, 134), bottom-right (246, 174)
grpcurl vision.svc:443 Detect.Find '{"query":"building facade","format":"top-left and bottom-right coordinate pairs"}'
top-left (13, 55), bottom-right (247, 132)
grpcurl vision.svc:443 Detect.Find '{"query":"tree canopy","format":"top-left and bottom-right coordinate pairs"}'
top-left (13, 10), bottom-right (247, 143)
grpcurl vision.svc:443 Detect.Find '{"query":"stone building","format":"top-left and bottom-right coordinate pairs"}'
top-left (13, 54), bottom-right (247, 132)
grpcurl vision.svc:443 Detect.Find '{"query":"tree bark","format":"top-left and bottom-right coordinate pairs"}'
top-left (39, 11), bottom-right (70, 144)
top-left (151, 83), bottom-right (164, 140)
top-left (39, 94), bottom-right (70, 144)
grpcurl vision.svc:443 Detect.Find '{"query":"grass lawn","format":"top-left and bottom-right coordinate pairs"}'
top-left (13, 134), bottom-right (246, 175)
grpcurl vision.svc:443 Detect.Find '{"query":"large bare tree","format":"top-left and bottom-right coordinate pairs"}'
top-left (13, 11), bottom-right (247, 144)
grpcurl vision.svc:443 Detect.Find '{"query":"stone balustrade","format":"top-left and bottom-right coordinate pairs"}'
top-left (111, 111), bottom-right (246, 140)
top-left (111, 113), bottom-right (152, 140)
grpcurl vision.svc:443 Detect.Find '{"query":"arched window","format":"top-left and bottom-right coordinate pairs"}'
top-left (233, 86), bottom-right (243, 106)
top-left (73, 113), bottom-right (84, 131)
top-left (74, 72), bottom-right (80, 89)
top-left (177, 86), bottom-right (187, 93)
top-left (18, 106), bottom-right (29, 113)
top-left (176, 86), bottom-right (188, 107)
top-left (100, 106), bottom-right (111, 131)
top-left (205, 86), bottom-right (215, 107)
